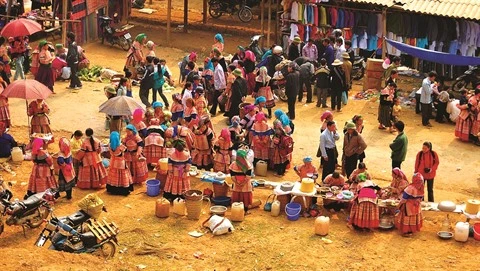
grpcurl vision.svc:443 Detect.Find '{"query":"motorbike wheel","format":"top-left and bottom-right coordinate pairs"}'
top-left (452, 78), bottom-right (468, 92)
top-left (208, 5), bottom-right (223, 19)
top-left (27, 206), bottom-right (50, 229)
top-left (353, 67), bottom-right (365, 80)
top-left (118, 37), bottom-right (131, 51)
top-left (98, 240), bottom-right (116, 259)
top-left (238, 7), bottom-right (253, 23)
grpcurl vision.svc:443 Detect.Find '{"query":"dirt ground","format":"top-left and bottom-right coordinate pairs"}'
top-left (1, 12), bottom-right (480, 271)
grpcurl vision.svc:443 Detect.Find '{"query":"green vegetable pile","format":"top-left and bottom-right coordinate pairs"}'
top-left (79, 65), bottom-right (103, 82)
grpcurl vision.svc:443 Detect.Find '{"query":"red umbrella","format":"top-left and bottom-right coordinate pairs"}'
top-left (1, 79), bottom-right (51, 100)
top-left (0, 18), bottom-right (43, 37)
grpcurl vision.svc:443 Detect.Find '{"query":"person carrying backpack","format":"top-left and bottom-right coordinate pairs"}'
top-left (414, 142), bottom-right (439, 202)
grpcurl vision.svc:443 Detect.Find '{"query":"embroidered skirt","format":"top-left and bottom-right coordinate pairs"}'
top-left (77, 162), bottom-right (107, 189)
top-left (349, 201), bottom-right (379, 229)
top-left (28, 164), bottom-right (57, 193)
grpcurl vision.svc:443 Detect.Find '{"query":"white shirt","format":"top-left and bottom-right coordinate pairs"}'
top-left (182, 88), bottom-right (193, 107)
top-left (213, 64), bottom-right (226, 90)
top-left (320, 128), bottom-right (340, 158)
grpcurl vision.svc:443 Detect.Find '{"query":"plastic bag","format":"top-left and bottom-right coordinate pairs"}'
top-left (202, 215), bottom-right (234, 236)
top-left (77, 193), bottom-right (104, 219)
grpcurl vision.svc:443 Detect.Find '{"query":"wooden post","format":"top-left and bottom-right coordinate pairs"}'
top-left (267, 0), bottom-right (271, 46)
top-left (203, 0), bottom-right (207, 24)
top-left (184, 0), bottom-right (188, 33)
top-left (166, 0), bottom-right (172, 45)
top-left (381, 8), bottom-right (387, 59)
top-left (260, 0), bottom-right (265, 47)
top-left (275, 0), bottom-right (279, 45)
top-left (62, 0), bottom-right (68, 46)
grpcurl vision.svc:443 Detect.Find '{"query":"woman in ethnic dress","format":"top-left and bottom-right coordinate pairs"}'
top-left (224, 64), bottom-right (236, 117)
top-left (170, 93), bottom-right (184, 123)
top-left (380, 167), bottom-right (409, 200)
top-left (396, 173), bottom-right (424, 237)
top-left (250, 112), bottom-right (273, 166)
top-left (163, 139), bottom-right (192, 201)
top-left (76, 128), bottom-right (107, 189)
top-left (348, 180), bottom-right (380, 231)
top-left (35, 40), bottom-right (55, 93)
top-left (26, 138), bottom-right (57, 199)
top-left (106, 131), bottom-right (133, 195)
top-left (123, 124), bottom-right (149, 184)
top-left (56, 137), bottom-right (75, 200)
top-left (144, 118), bottom-right (167, 168)
top-left (183, 98), bottom-right (198, 130)
top-left (194, 86), bottom-right (208, 118)
top-left (254, 66), bottom-right (275, 118)
top-left (131, 108), bottom-right (147, 139)
top-left (213, 128), bottom-right (233, 173)
top-left (230, 149), bottom-right (253, 213)
top-left (27, 99), bottom-right (52, 136)
top-left (0, 94), bottom-right (10, 128)
top-left (191, 116), bottom-right (214, 170)
top-left (468, 88), bottom-right (480, 145)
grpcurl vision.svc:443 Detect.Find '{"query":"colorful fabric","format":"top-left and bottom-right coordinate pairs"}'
top-left (123, 135), bottom-right (148, 184)
top-left (28, 101), bottom-right (52, 135)
top-left (107, 146), bottom-right (133, 188)
top-left (164, 150), bottom-right (192, 196)
top-left (28, 152), bottom-right (57, 193)
top-left (349, 201), bottom-right (379, 229)
top-left (213, 138), bottom-right (233, 173)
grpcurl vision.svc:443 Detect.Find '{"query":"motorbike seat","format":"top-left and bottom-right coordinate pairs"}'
top-left (21, 194), bottom-right (43, 210)
top-left (80, 231), bottom-right (98, 248)
top-left (67, 210), bottom-right (90, 227)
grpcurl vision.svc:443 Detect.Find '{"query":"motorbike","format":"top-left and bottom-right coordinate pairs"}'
top-left (247, 35), bottom-right (268, 62)
top-left (0, 189), bottom-right (55, 236)
top-left (35, 213), bottom-right (118, 259)
top-left (208, 0), bottom-right (253, 23)
top-left (451, 66), bottom-right (480, 92)
top-left (99, 14), bottom-right (134, 51)
top-left (352, 56), bottom-right (366, 80)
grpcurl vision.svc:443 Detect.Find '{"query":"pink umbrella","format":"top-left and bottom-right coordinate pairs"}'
top-left (1, 79), bottom-right (52, 100)
top-left (0, 18), bottom-right (43, 37)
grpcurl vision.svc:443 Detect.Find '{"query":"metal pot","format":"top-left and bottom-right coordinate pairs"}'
top-left (438, 201), bottom-right (456, 212)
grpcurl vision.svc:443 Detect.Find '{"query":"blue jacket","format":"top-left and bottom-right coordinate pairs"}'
top-left (323, 45), bottom-right (334, 67)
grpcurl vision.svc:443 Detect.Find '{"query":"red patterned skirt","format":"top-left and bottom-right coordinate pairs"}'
top-left (77, 162), bottom-right (107, 189)
top-left (107, 167), bottom-right (133, 188)
top-left (349, 200), bottom-right (379, 229)
top-left (0, 105), bottom-right (11, 127)
top-left (126, 159), bottom-right (149, 184)
top-left (395, 202), bottom-right (423, 234)
top-left (272, 147), bottom-right (288, 165)
top-left (455, 117), bottom-right (472, 142)
top-left (246, 72), bottom-right (256, 95)
top-left (28, 164), bottom-right (57, 193)
top-left (213, 150), bottom-right (231, 173)
top-left (252, 143), bottom-right (270, 160)
top-left (164, 175), bottom-right (190, 196)
top-left (30, 115), bottom-right (52, 135)
top-left (191, 149), bottom-right (213, 168)
top-left (144, 145), bottom-right (167, 164)
top-left (471, 119), bottom-right (480, 136)
top-left (232, 191), bottom-right (253, 207)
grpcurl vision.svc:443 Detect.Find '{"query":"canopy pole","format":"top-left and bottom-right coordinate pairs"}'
top-left (184, 0), bottom-right (188, 33)
top-left (167, 0), bottom-right (172, 45)
top-left (62, 0), bottom-right (68, 46)
top-left (260, 0), bottom-right (265, 48)
top-left (267, 0), bottom-right (271, 46)
top-left (381, 8), bottom-right (387, 59)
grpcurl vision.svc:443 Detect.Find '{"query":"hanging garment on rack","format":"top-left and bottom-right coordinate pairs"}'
top-left (314, 6), bottom-right (319, 26)
top-left (344, 29), bottom-right (352, 41)
top-left (367, 35), bottom-right (378, 51)
top-left (290, 1), bottom-right (299, 21)
top-left (352, 34), bottom-right (358, 49)
top-left (290, 23), bottom-right (299, 41)
top-left (427, 17), bottom-right (439, 43)
top-left (395, 36), bottom-right (403, 56)
top-left (366, 13), bottom-right (377, 36)
top-left (319, 6), bottom-right (327, 26)
top-left (448, 40), bottom-right (459, 54)
top-left (358, 31), bottom-right (368, 50)
top-left (305, 25), bottom-right (311, 42)
top-left (386, 32), bottom-right (395, 55)
top-left (336, 9), bottom-right (344, 29)
top-left (329, 7), bottom-right (337, 27)
top-left (416, 37), bottom-right (428, 49)
top-left (376, 13), bottom-right (382, 38)
top-left (307, 5), bottom-right (315, 25)
top-left (428, 41), bottom-right (436, 51)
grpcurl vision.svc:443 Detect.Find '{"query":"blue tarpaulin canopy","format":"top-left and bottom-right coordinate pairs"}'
top-left (386, 39), bottom-right (480, 66)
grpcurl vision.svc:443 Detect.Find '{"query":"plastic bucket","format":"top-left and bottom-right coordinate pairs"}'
top-left (146, 179), bottom-right (160, 197)
top-left (474, 222), bottom-right (480, 241)
top-left (285, 202), bottom-right (302, 221)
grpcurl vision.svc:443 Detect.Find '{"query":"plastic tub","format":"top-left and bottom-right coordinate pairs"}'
top-left (474, 222), bottom-right (480, 241)
top-left (285, 202), bottom-right (302, 221)
top-left (212, 196), bottom-right (231, 207)
top-left (146, 179), bottom-right (160, 197)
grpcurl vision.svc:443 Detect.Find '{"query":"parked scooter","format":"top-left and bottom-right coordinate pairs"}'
top-left (452, 66), bottom-right (480, 91)
top-left (35, 214), bottom-right (119, 259)
top-left (0, 189), bottom-right (55, 236)
top-left (352, 56), bottom-right (366, 80)
top-left (99, 14), bottom-right (134, 51)
top-left (208, 0), bottom-right (253, 22)
top-left (248, 35), bottom-right (268, 62)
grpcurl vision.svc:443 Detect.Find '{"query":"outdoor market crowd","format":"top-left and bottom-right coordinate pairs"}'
top-left (1, 30), bottom-right (479, 238)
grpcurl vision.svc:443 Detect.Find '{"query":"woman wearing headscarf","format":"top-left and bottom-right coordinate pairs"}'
top-left (381, 167), bottom-right (409, 199)
top-left (396, 173), bottom-right (424, 237)
top-left (212, 33), bottom-right (224, 53)
top-left (229, 116), bottom-right (246, 149)
top-left (271, 119), bottom-right (292, 176)
top-left (35, 40), bottom-right (55, 93)
top-left (25, 138), bottom-right (57, 199)
top-left (131, 108), bottom-right (147, 139)
top-left (348, 179), bottom-right (380, 231)
top-left (123, 124), bottom-right (148, 184)
top-left (191, 116), bottom-right (214, 170)
top-left (228, 69), bottom-right (247, 120)
top-left (77, 128), bottom-right (107, 189)
top-left (152, 101), bottom-right (165, 123)
top-left (251, 112), bottom-right (273, 166)
top-left (213, 128), bottom-right (233, 173)
top-left (194, 86), bottom-right (208, 118)
top-left (414, 141), bottom-right (439, 202)
top-left (163, 139), bottom-right (192, 201)
top-left (144, 118), bottom-right (167, 167)
top-left (244, 50), bottom-right (256, 95)
top-left (254, 66), bottom-right (275, 118)
top-left (27, 99), bottom-right (52, 136)
top-left (125, 33), bottom-right (147, 79)
top-left (107, 131), bottom-right (133, 195)
top-left (56, 137), bottom-right (75, 199)
top-left (230, 149), bottom-right (254, 212)
top-left (170, 93), bottom-right (184, 123)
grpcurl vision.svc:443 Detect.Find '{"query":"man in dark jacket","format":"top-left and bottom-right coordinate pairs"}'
top-left (330, 59), bottom-right (346, 112)
top-left (228, 68), bottom-right (247, 120)
top-left (285, 62), bottom-right (300, 120)
top-left (266, 46), bottom-right (283, 77)
top-left (322, 38), bottom-right (334, 68)
top-left (389, 121), bottom-right (408, 169)
top-left (139, 56), bottom-right (155, 107)
top-left (66, 32), bottom-right (82, 89)
top-left (314, 58), bottom-right (330, 108)
top-left (298, 60), bottom-right (315, 103)
top-left (288, 36), bottom-right (301, 61)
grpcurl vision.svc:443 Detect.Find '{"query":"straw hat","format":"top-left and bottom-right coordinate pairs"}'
top-left (293, 36), bottom-right (301, 44)
top-left (341, 52), bottom-right (350, 59)
top-left (332, 59), bottom-right (343, 66)
top-left (233, 68), bottom-right (243, 77)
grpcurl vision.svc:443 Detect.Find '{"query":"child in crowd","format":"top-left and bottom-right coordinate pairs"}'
top-left (125, 70), bottom-right (133, 97)
top-left (70, 130), bottom-right (83, 179)
top-left (117, 77), bottom-right (128, 96)
top-left (56, 137), bottom-right (75, 200)
top-left (392, 98), bottom-right (402, 123)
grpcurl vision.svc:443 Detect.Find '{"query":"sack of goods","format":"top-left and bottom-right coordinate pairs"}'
top-left (78, 193), bottom-right (104, 219)
top-left (203, 215), bottom-right (235, 236)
